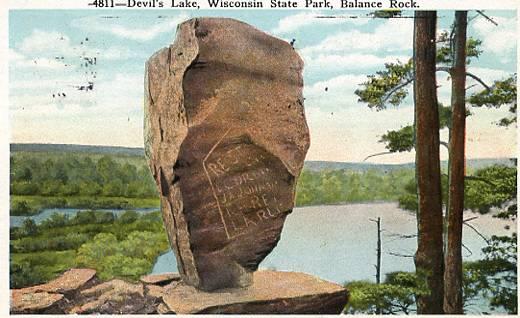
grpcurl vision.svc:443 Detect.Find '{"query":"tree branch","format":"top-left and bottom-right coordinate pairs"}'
top-left (465, 71), bottom-right (491, 91)
top-left (363, 151), bottom-right (394, 162)
top-left (388, 251), bottom-right (415, 258)
top-left (465, 83), bottom-right (478, 91)
top-left (462, 242), bottom-right (473, 256)
top-left (476, 10), bottom-right (499, 26)
top-left (463, 216), bottom-right (479, 223)
top-left (440, 141), bottom-right (449, 150)
top-left (463, 221), bottom-right (491, 245)
top-left (380, 78), bottom-right (415, 105)
top-left (436, 67), bottom-right (491, 91)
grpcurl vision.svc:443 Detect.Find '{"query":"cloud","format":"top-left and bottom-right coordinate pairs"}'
top-left (304, 105), bottom-right (416, 163)
top-left (18, 30), bottom-right (75, 56)
top-left (10, 72), bottom-right (146, 148)
top-left (304, 74), bottom-right (370, 110)
top-left (16, 29), bottom-right (137, 62)
top-left (271, 11), bottom-right (368, 35)
top-left (467, 66), bottom-right (511, 84)
top-left (472, 15), bottom-right (516, 59)
top-left (302, 53), bottom-right (409, 74)
top-left (301, 18), bottom-right (414, 57)
top-left (70, 13), bottom-right (190, 41)
top-left (10, 47), bottom-right (76, 71)
top-left (10, 72), bottom-right (144, 112)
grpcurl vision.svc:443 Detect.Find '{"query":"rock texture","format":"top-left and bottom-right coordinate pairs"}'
top-left (10, 268), bottom-right (96, 314)
top-left (162, 270), bottom-right (348, 314)
top-left (11, 270), bottom-right (347, 314)
top-left (10, 291), bottom-right (65, 314)
top-left (140, 272), bottom-right (181, 285)
top-left (20, 268), bottom-right (96, 295)
top-left (144, 17), bottom-right (310, 291)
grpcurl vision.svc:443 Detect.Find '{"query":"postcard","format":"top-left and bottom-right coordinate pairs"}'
top-left (1, 0), bottom-right (518, 315)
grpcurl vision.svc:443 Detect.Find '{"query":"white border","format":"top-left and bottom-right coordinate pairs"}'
top-left (1, 1), bottom-right (519, 317)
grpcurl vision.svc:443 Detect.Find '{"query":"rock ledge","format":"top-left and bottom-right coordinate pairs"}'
top-left (11, 269), bottom-right (348, 314)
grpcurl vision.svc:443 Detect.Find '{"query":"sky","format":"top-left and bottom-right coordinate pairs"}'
top-left (8, 9), bottom-right (517, 163)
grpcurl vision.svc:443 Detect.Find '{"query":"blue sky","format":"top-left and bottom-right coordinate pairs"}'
top-left (8, 9), bottom-right (517, 163)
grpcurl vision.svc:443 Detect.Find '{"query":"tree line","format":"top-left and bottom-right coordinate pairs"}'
top-left (10, 154), bottom-right (158, 198)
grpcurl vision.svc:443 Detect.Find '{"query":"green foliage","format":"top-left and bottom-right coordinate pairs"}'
top-left (10, 195), bottom-right (159, 216)
top-left (76, 231), bottom-right (168, 281)
top-left (40, 212), bottom-right (69, 229)
top-left (398, 164), bottom-right (515, 215)
top-left (21, 218), bottom-right (38, 236)
top-left (369, 10), bottom-right (402, 19)
top-left (344, 272), bottom-right (425, 314)
top-left (117, 210), bottom-right (140, 224)
top-left (10, 200), bottom-right (38, 216)
top-left (377, 104), bottom-right (464, 155)
top-left (11, 232), bottom-right (91, 253)
top-left (71, 210), bottom-right (115, 225)
top-left (10, 250), bottom-right (77, 289)
top-left (295, 168), bottom-right (414, 206)
top-left (464, 163), bottom-right (517, 314)
top-left (380, 126), bottom-right (415, 152)
top-left (469, 74), bottom-right (517, 126)
top-left (436, 31), bottom-right (483, 65)
top-left (465, 165), bottom-right (516, 214)
top-left (355, 59), bottom-right (413, 110)
top-left (464, 233), bottom-right (517, 314)
top-left (10, 211), bottom-right (169, 288)
top-left (9, 153), bottom-right (158, 198)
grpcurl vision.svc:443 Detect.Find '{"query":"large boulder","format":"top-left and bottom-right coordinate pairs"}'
top-left (144, 17), bottom-right (310, 291)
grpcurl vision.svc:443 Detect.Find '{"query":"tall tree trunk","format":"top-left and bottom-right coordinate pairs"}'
top-left (413, 11), bottom-right (445, 314)
top-left (444, 10), bottom-right (467, 314)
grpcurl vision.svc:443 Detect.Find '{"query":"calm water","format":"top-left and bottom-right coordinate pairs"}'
top-left (10, 202), bottom-right (514, 313)
top-left (151, 202), bottom-right (515, 314)
top-left (10, 207), bottom-right (158, 228)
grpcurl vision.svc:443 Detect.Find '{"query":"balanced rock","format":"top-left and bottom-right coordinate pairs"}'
top-left (162, 270), bottom-right (348, 314)
top-left (144, 17), bottom-right (310, 291)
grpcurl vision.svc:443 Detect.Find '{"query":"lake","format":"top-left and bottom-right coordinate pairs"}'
top-left (10, 202), bottom-right (514, 313)
top-left (151, 202), bottom-right (515, 314)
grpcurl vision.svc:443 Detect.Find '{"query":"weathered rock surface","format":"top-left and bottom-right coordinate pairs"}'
top-left (10, 268), bottom-right (97, 313)
top-left (162, 270), bottom-right (348, 314)
top-left (21, 268), bottom-right (96, 295)
top-left (144, 17), bottom-right (310, 291)
top-left (11, 270), bottom-right (347, 314)
top-left (10, 290), bottom-right (65, 314)
top-left (140, 272), bottom-right (181, 285)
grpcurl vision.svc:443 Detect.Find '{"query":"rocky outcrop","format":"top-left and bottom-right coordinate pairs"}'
top-left (140, 272), bottom-right (181, 285)
top-left (10, 270), bottom-right (348, 314)
top-left (10, 268), bottom-right (96, 314)
top-left (161, 270), bottom-right (347, 314)
top-left (10, 291), bottom-right (65, 314)
top-left (144, 17), bottom-right (310, 291)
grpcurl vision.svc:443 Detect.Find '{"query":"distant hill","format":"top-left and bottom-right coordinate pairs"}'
top-left (10, 143), bottom-right (144, 157)
top-left (10, 143), bottom-right (515, 171)
top-left (305, 158), bottom-right (516, 172)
